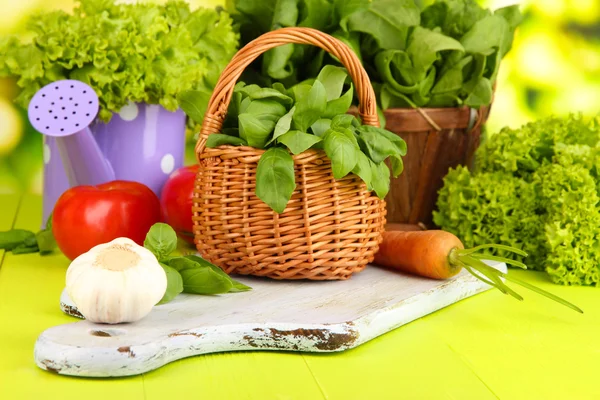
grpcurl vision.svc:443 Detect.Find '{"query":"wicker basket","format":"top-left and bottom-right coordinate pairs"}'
top-left (192, 27), bottom-right (386, 281)
top-left (349, 102), bottom-right (491, 228)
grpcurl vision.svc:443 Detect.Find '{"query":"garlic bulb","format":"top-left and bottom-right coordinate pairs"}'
top-left (65, 237), bottom-right (167, 324)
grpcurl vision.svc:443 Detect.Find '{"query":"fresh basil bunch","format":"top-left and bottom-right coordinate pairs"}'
top-left (143, 223), bottom-right (251, 304)
top-left (180, 65), bottom-right (407, 213)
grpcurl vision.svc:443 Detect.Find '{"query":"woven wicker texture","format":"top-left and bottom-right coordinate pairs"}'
top-left (193, 27), bottom-right (386, 280)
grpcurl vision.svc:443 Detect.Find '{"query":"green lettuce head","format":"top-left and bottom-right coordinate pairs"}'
top-left (0, 0), bottom-right (239, 122)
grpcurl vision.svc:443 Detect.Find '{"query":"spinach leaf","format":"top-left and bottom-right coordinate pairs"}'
top-left (324, 129), bottom-right (359, 179)
top-left (352, 151), bottom-right (373, 189)
top-left (432, 55), bottom-right (473, 95)
top-left (159, 263), bottom-right (183, 304)
top-left (0, 230), bottom-right (36, 251)
top-left (407, 27), bottom-right (464, 78)
top-left (278, 130), bottom-right (322, 154)
top-left (494, 5), bottom-right (523, 56)
top-left (292, 80), bottom-right (327, 132)
top-left (343, 0), bottom-right (420, 50)
top-left (375, 50), bottom-right (420, 93)
top-left (311, 118), bottom-right (332, 137)
top-left (357, 128), bottom-right (399, 163)
top-left (264, 44), bottom-right (296, 80)
top-left (460, 15), bottom-right (508, 56)
top-left (390, 154), bottom-right (404, 177)
top-left (256, 147), bottom-right (296, 213)
top-left (206, 134), bottom-right (248, 148)
top-left (143, 223), bottom-right (178, 262)
top-left (370, 160), bottom-right (391, 198)
top-left (464, 77), bottom-right (493, 108)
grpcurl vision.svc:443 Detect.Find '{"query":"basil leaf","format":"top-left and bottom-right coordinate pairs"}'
top-left (268, 106), bottom-right (296, 146)
top-left (36, 229), bottom-right (56, 254)
top-left (292, 80), bottom-right (327, 132)
top-left (184, 255), bottom-right (251, 292)
top-left (272, 82), bottom-right (287, 95)
top-left (144, 223), bottom-right (178, 262)
top-left (278, 130), bottom-right (322, 155)
top-left (324, 85), bottom-right (354, 118)
top-left (316, 65), bottom-right (348, 101)
top-left (180, 267), bottom-right (233, 295)
top-left (311, 119), bottom-right (332, 137)
top-left (249, 88), bottom-right (293, 105)
top-left (324, 129), bottom-right (359, 179)
top-left (358, 125), bottom-right (407, 156)
top-left (236, 84), bottom-right (262, 98)
top-left (159, 262), bottom-right (183, 304)
top-left (239, 113), bottom-right (277, 149)
top-left (177, 89), bottom-right (211, 124)
top-left (12, 244), bottom-right (39, 255)
top-left (288, 83), bottom-right (312, 102)
top-left (353, 151), bottom-right (373, 189)
top-left (0, 230), bottom-right (36, 251)
top-left (357, 128), bottom-right (399, 164)
top-left (331, 114), bottom-right (356, 130)
top-left (256, 147), bottom-right (296, 214)
top-left (206, 134), bottom-right (247, 148)
top-left (370, 160), bottom-right (391, 199)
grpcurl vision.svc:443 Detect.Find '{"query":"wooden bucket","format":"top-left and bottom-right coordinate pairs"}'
top-left (352, 105), bottom-right (491, 228)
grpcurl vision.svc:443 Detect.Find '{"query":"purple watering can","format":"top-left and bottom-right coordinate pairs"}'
top-left (28, 80), bottom-right (186, 224)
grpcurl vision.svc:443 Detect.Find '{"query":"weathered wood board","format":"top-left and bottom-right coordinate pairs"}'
top-left (34, 262), bottom-right (506, 377)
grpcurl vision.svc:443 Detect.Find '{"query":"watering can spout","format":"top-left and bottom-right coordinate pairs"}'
top-left (28, 80), bottom-right (115, 187)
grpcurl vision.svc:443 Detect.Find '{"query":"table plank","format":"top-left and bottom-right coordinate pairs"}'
top-left (302, 315), bottom-right (498, 400)
top-left (421, 269), bottom-right (600, 400)
top-left (0, 194), bottom-right (21, 268)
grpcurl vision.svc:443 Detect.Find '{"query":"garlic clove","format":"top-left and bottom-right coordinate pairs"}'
top-left (65, 237), bottom-right (167, 324)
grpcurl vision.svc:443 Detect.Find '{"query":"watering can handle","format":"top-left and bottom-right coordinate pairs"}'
top-left (195, 27), bottom-right (379, 156)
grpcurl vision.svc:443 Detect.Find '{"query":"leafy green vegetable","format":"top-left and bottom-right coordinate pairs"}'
top-left (0, 230), bottom-right (36, 251)
top-left (256, 147), bottom-right (296, 213)
top-left (181, 65), bottom-right (407, 213)
top-left (0, 213), bottom-right (57, 256)
top-left (227, 0), bottom-right (521, 110)
top-left (434, 114), bottom-right (600, 287)
top-left (206, 134), bottom-right (248, 148)
top-left (144, 223), bottom-right (178, 262)
top-left (0, 0), bottom-right (239, 122)
top-left (278, 130), bottom-right (322, 154)
top-left (142, 223), bottom-right (252, 304)
top-left (324, 129), bottom-right (359, 179)
top-left (159, 263), bottom-right (184, 304)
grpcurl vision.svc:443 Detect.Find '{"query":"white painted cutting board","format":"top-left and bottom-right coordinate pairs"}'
top-left (34, 262), bottom-right (505, 377)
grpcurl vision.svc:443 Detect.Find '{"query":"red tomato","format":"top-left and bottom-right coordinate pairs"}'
top-left (160, 165), bottom-right (199, 244)
top-left (52, 180), bottom-right (162, 260)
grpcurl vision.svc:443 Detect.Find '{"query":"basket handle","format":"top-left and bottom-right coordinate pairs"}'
top-left (195, 27), bottom-right (379, 156)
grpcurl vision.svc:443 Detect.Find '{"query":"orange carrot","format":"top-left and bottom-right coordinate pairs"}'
top-left (374, 230), bottom-right (583, 314)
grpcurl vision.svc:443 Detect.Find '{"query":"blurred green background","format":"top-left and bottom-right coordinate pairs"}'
top-left (0, 0), bottom-right (598, 195)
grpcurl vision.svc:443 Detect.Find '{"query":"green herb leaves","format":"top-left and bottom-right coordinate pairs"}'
top-left (0, 214), bottom-right (57, 256)
top-left (256, 147), bottom-right (296, 213)
top-left (187, 65), bottom-right (408, 213)
top-left (144, 223), bottom-right (251, 305)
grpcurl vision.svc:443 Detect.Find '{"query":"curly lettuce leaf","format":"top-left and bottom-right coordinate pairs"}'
top-left (0, 0), bottom-right (239, 122)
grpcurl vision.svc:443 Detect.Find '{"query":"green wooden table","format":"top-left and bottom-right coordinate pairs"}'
top-left (1, 194), bottom-right (598, 400)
